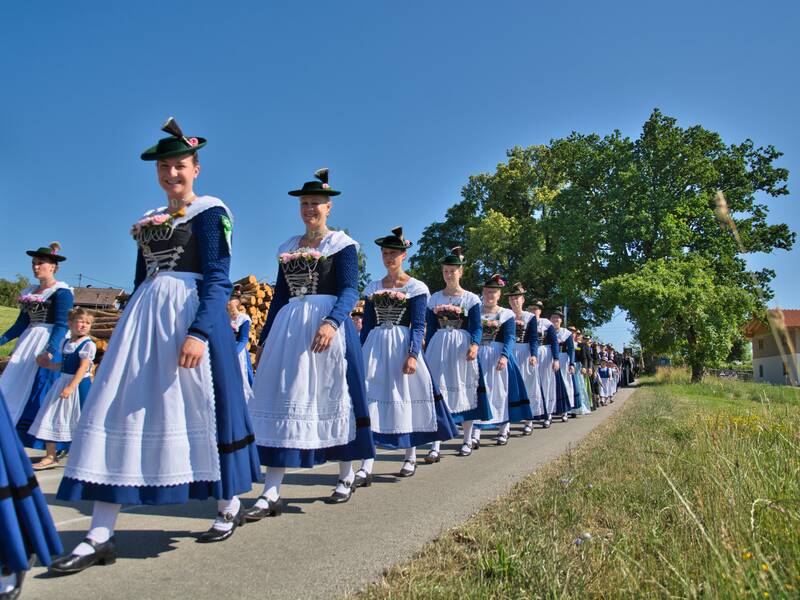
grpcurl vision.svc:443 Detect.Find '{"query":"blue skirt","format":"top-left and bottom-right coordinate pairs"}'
top-left (58, 299), bottom-right (261, 505)
top-left (373, 387), bottom-right (458, 449)
top-left (0, 390), bottom-right (62, 572)
top-left (450, 362), bottom-right (492, 423)
top-left (258, 318), bottom-right (376, 469)
top-left (554, 370), bottom-right (574, 414)
top-left (475, 357), bottom-right (533, 429)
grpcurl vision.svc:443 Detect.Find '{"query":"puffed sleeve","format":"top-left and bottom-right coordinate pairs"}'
top-left (424, 308), bottom-right (439, 348)
top-left (466, 304), bottom-right (482, 346)
top-left (0, 310), bottom-right (30, 346)
top-left (186, 207), bottom-right (233, 341)
top-left (259, 268), bottom-right (289, 346)
top-left (236, 318), bottom-right (250, 354)
top-left (46, 289), bottom-right (73, 357)
top-left (499, 317), bottom-right (514, 359)
top-left (78, 340), bottom-right (97, 362)
top-left (360, 299), bottom-right (376, 345)
top-left (407, 294), bottom-right (426, 358)
top-left (326, 245), bottom-right (359, 326)
top-left (526, 316), bottom-right (539, 355)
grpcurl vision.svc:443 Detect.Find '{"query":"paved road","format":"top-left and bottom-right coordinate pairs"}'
top-left (24, 387), bottom-right (634, 600)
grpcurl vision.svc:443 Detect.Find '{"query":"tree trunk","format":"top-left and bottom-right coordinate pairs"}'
top-left (686, 326), bottom-right (704, 383)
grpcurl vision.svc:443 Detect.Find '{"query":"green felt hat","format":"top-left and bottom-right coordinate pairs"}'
top-left (483, 274), bottom-right (506, 289)
top-left (375, 226), bottom-right (412, 250)
top-left (441, 246), bottom-right (465, 266)
top-left (289, 168), bottom-right (341, 197)
top-left (27, 241), bottom-right (66, 263)
top-left (549, 307), bottom-right (564, 319)
top-left (140, 117), bottom-right (206, 161)
top-left (506, 281), bottom-right (526, 297)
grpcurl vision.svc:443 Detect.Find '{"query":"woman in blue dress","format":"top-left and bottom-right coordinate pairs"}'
top-left (352, 227), bottom-right (456, 485)
top-left (550, 310), bottom-right (576, 422)
top-left (52, 118), bottom-right (260, 575)
top-left (0, 389), bottom-right (62, 599)
top-left (424, 247), bottom-right (490, 459)
top-left (0, 243), bottom-right (73, 450)
top-left (245, 169), bottom-right (375, 520)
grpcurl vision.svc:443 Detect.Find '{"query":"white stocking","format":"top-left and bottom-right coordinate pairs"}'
top-left (255, 467), bottom-right (286, 508)
top-left (73, 501), bottom-right (121, 556)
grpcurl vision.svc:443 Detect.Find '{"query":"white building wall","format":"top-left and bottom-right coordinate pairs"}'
top-left (753, 354), bottom-right (800, 385)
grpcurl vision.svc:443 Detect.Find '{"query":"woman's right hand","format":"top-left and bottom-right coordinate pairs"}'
top-left (552, 358), bottom-right (561, 372)
top-left (466, 343), bottom-right (478, 361)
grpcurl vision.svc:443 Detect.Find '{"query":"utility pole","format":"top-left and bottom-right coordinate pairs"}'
top-left (78, 273), bottom-right (83, 288)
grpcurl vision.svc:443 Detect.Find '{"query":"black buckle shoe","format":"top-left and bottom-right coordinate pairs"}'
top-left (352, 470), bottom-right (372, 489)
top-left (470, 438), bottom-right (481, 450)
top-left (396, 460), bottom-right (416, 478)
top-left (424, 449), bottom-right (441, 463)
top-left (197, 504), bottom-right (245, 543)
top-left (325, 480), bottom-right (354, 504)
top-left (457, 443), bottom-right (473, 457)
top-left (543, 419), bottom-right (552, 428)
top-left (496, 433), bottom-right (509, 446)
top-left (521, 423), bottom-right (534, 436)
top-left (0, 569), bottom-right (24, 600)
top-left (49, 537), bottom-right (117, 575)
top-left (243, 496), bottom-right (283, 522)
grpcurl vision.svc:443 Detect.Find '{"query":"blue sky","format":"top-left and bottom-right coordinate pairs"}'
top-left (1, 1), bottom-right (797, 349)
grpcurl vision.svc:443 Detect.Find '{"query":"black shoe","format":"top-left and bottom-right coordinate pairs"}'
top-left (521, 423), bottom-right (534, 436)
top-left (457, 443), bottom-right (473, 457)
top-left (325, 480), bottom-right (354, 504)
top-left (49, 537), bottom-right (117, 575)
top-left (197, 504), bottom-right (245, 543)
top-left (424, 449), bottom-right (441, 464)
top-left (561, 414), bottom-right (569, 422)
top-left (396, 460), bottom-right (416, 478)
top-left (243, 496), bottom-right (283, 522)
top-left (0, 570), bottom-right (24, 600)
top-left (496, 433), bottom-right (509, 446)
top-left (543, 419), bottom-right (552, 428)
top-left (352, 470), bottom-right (372, 489)
top-left (470, 438), bottom-right (481, 450)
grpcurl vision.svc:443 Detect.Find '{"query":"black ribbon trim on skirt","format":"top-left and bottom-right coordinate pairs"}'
top-left (217, 433), bottom-right (255, 454)
top-left (0, 475), bottom-right (40, 501)
top-left (509, 399), bottom-right (531, 408)
top-left (355, 417), bottom-right (371, 429)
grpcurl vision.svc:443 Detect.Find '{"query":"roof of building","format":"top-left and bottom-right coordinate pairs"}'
top-left (73, 287), bottom-right (126, 307)
top-left (744, 309), bottom-right (800, 338)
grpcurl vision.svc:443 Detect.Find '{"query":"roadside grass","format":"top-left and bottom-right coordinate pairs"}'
top-left (354, 375), bottom-right (800, 599)
top-left (0, 305), bottom-right (19, 357)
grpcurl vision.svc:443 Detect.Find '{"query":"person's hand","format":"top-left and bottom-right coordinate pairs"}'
top-left (311, 322), bottom-right (337, 353)
top-left (179, 336), bottom-right (206, 369)
top-left (466, 343), bottom-right (478, 361)
top-left (552, 358), bottom-right (561, 372)
top-left (36, 352), bottom-right (53, 368)
top-left (568, 364), bottom-right (575, 374)
top-left (529, 355), bottom-right (538, 367)
top-left (402, 355), bottom-right (417, 375)
top-left (59, 385), bottom-right (75, 399)
top-left (496, 356), bottom-right (508, 371)
top-left (581, 367), bottom-right (587, 375)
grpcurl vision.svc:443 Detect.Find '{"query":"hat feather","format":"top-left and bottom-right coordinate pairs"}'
top-left (161, 117), bottom-right (185, 139)
top-left (391, 226), bottom-right (403, 238)
top-left (49, 241), bottom-right (61, 254)
top-left (314, 168), bottom-right (329, 184)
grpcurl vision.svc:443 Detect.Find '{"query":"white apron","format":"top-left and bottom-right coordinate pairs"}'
top-left (513, 343), bottom-right (545, 416)
top-left (64, 272), bottom-right (220, 487)
top-left (0, 325), bottom-right (53, 425)
top-left (476, 341), bottom-right (509, 425)
top-left (425, 328), bottom-right (480, 414)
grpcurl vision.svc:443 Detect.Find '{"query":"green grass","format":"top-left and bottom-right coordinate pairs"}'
top-left (0, 305), bottom-right (19, 357)
top-left (354, 373), bottom-right (800, 599)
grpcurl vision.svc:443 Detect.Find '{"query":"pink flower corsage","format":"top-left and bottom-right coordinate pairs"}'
top-left (188, 137), bottom-right (199, 147)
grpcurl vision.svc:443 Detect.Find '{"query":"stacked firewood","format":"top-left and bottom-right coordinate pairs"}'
top-left (90, 310), bottom-right (123, 358)
top-left (233, 275), bottom-right (273, 365)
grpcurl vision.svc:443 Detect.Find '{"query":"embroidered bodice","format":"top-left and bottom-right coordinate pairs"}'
top-left (280, 252), bottom-right (337, 299)
top-left (513, 311), bottom-right (534, 343)
top-left (135, 221), bottom-right (202, 278)
top-left (17, 283), bottom-right (72, 326)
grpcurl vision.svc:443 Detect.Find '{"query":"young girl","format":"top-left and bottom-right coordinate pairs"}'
top-left (228, 291), bottom-right (254, 394)
top-left (598, 361), bottom-right (612, 405)
top-left (28, 308), bottom-right (96, 470)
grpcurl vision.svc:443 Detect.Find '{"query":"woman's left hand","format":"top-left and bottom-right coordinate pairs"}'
top-left (496, 356), bottom-right (508, 371)
top-left (36, 352), bottom-right (53, 368)
top-left (179, 336), bottom-right (207, 369)
top-left (402, 355), bottom-right (417, 375)
top-left (311, 322), bottom-right (337, 353)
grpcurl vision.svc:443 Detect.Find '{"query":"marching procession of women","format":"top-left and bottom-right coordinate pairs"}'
top-left (0, 119), bottom-right (635, 599)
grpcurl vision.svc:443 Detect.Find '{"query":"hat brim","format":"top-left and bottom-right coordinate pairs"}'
top-left (288, 189), bottom-right (341, 197)
top-left (375, 238), bottom-right (409, 250)
top-left (26, 250), bottom-right (66, 262)
top-left (441, 258), bottom-right (465, 266)
top-left (140, 139), bottom-right (207, 161)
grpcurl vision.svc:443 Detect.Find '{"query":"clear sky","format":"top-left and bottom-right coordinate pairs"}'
top-left (1, 1), bottom-right (797, 349)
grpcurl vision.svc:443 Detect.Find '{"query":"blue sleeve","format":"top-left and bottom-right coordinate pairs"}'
top-left (186, 207), bottom-right (233, 341)
top-left (407, 294), bottom-right (426, 358)
top-left (46, 289), bottom-right (73, 356)
top-left (467, 304), bottom-right (482, 346)
top-left (527, 316), bottom-right (539, 354)
top-left (424, 307), bottom-right (438, 348)
top-left (566, 335), bottom-right (575, 365)
top-left (134, 248), bottom-right (146, 292)
top-left (326, 245), bottom-right (359, 326)
top-left (360, 299), bottom-right (376, 345)
top-left (546, 324), bottom-right (559, 357)
top-left (235, 319), bottom-right (250, 353)
top-left (500, 317), bottom-right (514, 359)
top-left (259, 267), bottom-right (289, 345)
top-left (0, 309), bottom-right (29, 346)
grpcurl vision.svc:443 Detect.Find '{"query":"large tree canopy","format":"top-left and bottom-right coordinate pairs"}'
top-left (410, 109), bottom-right (793, 378)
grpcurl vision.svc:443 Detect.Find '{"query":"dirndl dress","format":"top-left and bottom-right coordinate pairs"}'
top-left (0, 389), bottom-right (62, 572)
top-left (0, 282), bottom-right (73, 449)
top-left (536, 317), bottom-right (559, 417)
top-left (424, 290), bottom-right (491, 422)
top-left (554, 327), bottom-right (576, 415)
top-left (232, 312), bottom-right (254, 397)
top-left (510, 311), bottom-right (546, 420)
top-left (58, 197), bottom-right (260, 505)
top-left (360, 279), bottom-right (456, 448)
top-left (474, 308), bottom-right (532, 429)
top-left (28, 337), bottom-right (95, 442)
top-left (249, 231), bottom-right (375, 468)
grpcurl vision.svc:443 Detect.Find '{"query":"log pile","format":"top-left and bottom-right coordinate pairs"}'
top-left (233, 275), bottom-right (273, 365)
top-left (90, 309), bottom-right (124, 358)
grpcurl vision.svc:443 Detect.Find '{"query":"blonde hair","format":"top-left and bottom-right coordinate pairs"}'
top-left (68, 307), bottom-right (94, 324)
